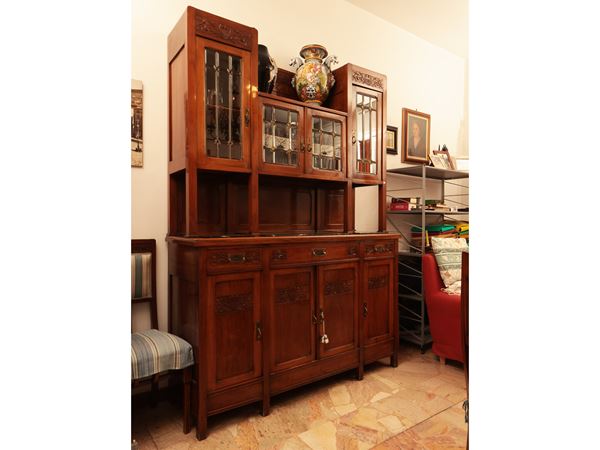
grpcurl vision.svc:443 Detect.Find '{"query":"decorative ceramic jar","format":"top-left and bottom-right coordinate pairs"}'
top-left (290, 44), bottom-right (338, 105)
top-left (258, 44), bottom-right (277, 93)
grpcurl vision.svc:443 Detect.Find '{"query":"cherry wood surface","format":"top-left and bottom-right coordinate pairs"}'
top-left (166, 6), bottom-right (397, 440)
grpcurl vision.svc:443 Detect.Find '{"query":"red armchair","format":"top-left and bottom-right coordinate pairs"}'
top-left (422, 253), bottom-right (464, 364)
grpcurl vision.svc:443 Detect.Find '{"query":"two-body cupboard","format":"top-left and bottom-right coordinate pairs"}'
top-left (167, 6), bottom-right (398, 440)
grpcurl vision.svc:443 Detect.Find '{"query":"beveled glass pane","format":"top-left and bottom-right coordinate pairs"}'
top-left (262, 105), bottom-right (298, 166)
top-left (217, 52), bottom-right (229, 107)
top-left (369, 107), bottom-right (378, 174)
top-left (231, 56), bottom-right (241, 109)
top-left (355, 92), bottom-right (378, 173)
top-left (273, 108), bottom-right (287, 124)
top-left (204, 47), bottom-right (243, 160)
top-left (230, 109), bottom-right (242, 160)
top-left (356, 94), bottom-right (365, 172)
top-left (334, 135), bottom-right (342, 158)
top-left (205, 49), bottom-right (216, 106)
top-left (312, 126), bottom-right (321, 157)
top-left (206, 105), bottom-right (218, 157)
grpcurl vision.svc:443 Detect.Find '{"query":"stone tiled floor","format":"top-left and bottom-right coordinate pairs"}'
top-left (132, 346), bottom-right (467, 449)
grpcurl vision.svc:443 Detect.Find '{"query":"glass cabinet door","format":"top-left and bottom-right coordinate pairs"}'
top-left (305, 110), bottom-right (345, 179)
top-left (198, 39), bottom-right (251, 170)
top-left (258, 98), bottom-right (304, 175)
top-left (352, 89), bottom-right (382, 179)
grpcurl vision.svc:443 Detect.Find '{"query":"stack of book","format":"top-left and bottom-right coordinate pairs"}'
top-left (454, 222), bottom-right (469, 241)
top-left (389, 197), bottom-right (420, 211)
top-left (410, 224), bottom-right (457, 249)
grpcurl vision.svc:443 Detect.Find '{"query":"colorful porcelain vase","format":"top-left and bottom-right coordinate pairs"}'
top-left (290, 44), bottom-right (338, 105)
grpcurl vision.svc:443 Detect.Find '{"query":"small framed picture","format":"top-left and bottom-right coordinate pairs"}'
top-left (386, 125), bottom-right (398, 155)
top-left (431, 149), bottom-right (454, 170)
top-left (131, 79), bottom-right (144, 168)
top-left (402, 108), bottom-right (430, 165)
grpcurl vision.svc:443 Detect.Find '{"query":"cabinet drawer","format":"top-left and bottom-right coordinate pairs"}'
top-left (364, 241), bottom-right (395, 258)
top-left (206, 248), bottom-right (262, 272)
top-left (269, 243), bottom-right (359, 266)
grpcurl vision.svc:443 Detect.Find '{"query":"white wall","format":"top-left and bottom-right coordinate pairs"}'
top-left (132, 0), bottom-right (467, 331)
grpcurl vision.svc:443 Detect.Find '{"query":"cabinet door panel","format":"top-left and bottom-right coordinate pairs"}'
top-left (305, 109), bottom-right (346, 180)
top-left (350, 87), bottom-right (382, 181)
top-left (258, 97), bottom-right (305, 176)
top-left (197, 38), bottom-right (252, 171)
top-left (318, 262), bottom-right (359, 358)
top-left (269, 268), bottom-right (315, 372)
top-left (207, 272), bottom-right (261, 389)
top-left (364, 260), bottom-right (394, 344)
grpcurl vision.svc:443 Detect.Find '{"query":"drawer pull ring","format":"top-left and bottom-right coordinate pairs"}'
top-left (312, 248), bottom-right (327, 257)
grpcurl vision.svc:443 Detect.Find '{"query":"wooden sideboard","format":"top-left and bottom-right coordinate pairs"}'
top-left (168, 234), bottom-right (398, 438)
top-left (166, 6), bottom-right (398, 440)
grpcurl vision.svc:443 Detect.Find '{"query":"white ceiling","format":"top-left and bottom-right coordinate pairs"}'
top-left (345, 0), bottom-right (468, 59)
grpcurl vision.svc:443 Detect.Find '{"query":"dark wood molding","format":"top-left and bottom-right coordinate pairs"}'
top-left (351, 70), bottom-right (384, 90)
top-left (194, 12), bottom-right (253, 51)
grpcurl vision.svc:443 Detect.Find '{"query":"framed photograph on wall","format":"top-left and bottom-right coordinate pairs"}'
top-left (386, 125), bottom-right (398, 155)
top-left (131, 79), bottom-right (143, 168)
top-left (401, 108), bottom-right (430, 165)
top-left (432, 148), bottom-right (455, 170)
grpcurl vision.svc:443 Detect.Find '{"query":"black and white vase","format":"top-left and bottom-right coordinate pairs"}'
top-left (258, 44), bottom-right (277, 93)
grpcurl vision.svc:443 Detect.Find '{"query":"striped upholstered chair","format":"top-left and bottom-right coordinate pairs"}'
top-left (131, 239), bottom-right (194, 434)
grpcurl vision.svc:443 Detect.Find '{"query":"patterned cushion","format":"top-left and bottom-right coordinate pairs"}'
top-left (131, 329), bottom-right (194, 380)
top-left (431, 237), bottom-right (469, 291)
top-left (131, 253), bottom-right (152, 299)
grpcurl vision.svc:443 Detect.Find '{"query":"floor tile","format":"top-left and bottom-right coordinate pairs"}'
top-left (131, 347), bottom-right (467, 450)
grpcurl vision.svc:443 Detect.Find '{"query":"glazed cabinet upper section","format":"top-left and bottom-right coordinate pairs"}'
top-left (168, 7), bottom-right (258, 174)
top-left (257, 95), bottom-right (346, 180)
top-left (167, 7), bottom-right (386, 184)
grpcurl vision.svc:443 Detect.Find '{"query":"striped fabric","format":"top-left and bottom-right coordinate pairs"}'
top-left (131, 329), bottom-right (194, 380)
top-left (131, 253), bottom-right (152, 299)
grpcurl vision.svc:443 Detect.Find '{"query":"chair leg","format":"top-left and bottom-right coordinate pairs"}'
top-left (183, 367), bottom-right (192, 434)
top-left (151, 373), bottom-right (160, 407)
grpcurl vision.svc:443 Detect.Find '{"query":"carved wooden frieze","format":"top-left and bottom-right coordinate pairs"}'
top-left (209, 251), bottom-right (260, 266)
top-left (215, 293), bottom-right (252, 314)
top-left (324, 280), bottom-right (354, 296)
top-left (276, 284), bottom-right (309, 304)
top-left (351, 71), bottom-right (384, 90)
top-left (365, 243), bottom-right (393, 255)
top-left (368, 275), bottom-right (388, 290)
top-left (195, 16), bottom-right (252, 50)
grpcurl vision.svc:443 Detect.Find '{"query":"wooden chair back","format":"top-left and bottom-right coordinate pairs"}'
top-left (131, 239), bottom-right (158, 329)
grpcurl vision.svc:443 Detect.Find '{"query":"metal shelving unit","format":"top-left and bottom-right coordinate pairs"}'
top-left (386, 165), bottom-right (469, 352)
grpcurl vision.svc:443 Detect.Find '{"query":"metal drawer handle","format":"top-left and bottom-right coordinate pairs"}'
top-left (363, 303), bottom-right (368, 318)
top-left (272, 250), bottom-right (286, 260)
top-left (245, 108), bottom-right (250, 126)
top-left (228, 254), bottom-right (247, 263)
top-left (312, 248), bottom-right (327, 257)
top-left (256, 322), bottom-right (262, 341)
top-left (374, 245), bottom-right (388, 253)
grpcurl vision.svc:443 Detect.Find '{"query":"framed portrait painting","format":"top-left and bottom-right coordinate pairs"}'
top-left (401, 108), bottom-right (430, 165)
top-left (386, 125), bottom-right (398, 155)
